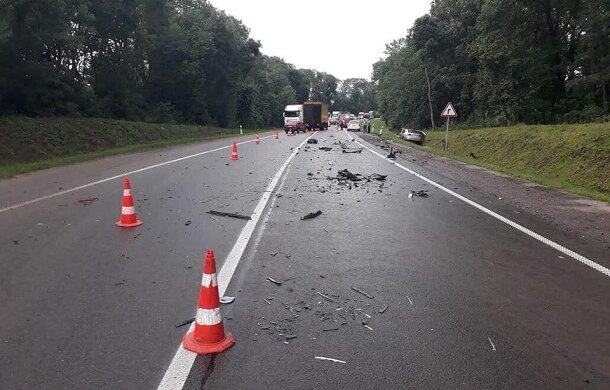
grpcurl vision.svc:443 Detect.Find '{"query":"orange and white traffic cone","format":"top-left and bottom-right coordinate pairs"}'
top-left (255, 134), bottom-right (260, 145)
top-left (231, 142), bottom-right (239, 160)
top-left (182, 250), bottom-right (235, 354)
top-left (275, 131), bottom-right (279, 139)
top-left (115, 178), bottom-right (143, 228)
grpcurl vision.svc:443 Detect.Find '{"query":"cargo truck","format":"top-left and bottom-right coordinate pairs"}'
top-left (302, 101), bottom-right (329, 131)
top-left (283, 104), bottom-right (305, 133)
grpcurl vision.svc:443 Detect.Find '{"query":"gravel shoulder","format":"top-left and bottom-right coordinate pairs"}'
top-left (359, 133), bottom-right (610, 250)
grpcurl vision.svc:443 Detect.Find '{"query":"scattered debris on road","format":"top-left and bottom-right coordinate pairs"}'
top-left (266, 277), bottom-right (283, 286)
top-left (337, 169), bottom-right (361, 181)
top-left (318, 146), bottom-right (333, 151)
top-left (220, 296), bottom-right (235, 304)
top-left (307, 138), bottom-right (318, 144)
top-left (342, 148), bottom-right (363, 153)
top-left (207, 210), bottom-right (252, 220)
top-left (284, 334), bottom-right (297, 340)
top-left (185, 220), bottom-right (191, 226)
top-left (175, 317), bottom-right (196, 328)
top-left (317, 292), bottom-right (337, 303)
top-left (77, 197), bottom-right (98, 206)
top-left (315, 356), bottom-right (347, 364)
top-left (351, 286), bottom-right (375, 299)
top-left (301, 210), bottom-right (322, 220)
top-left (378, 304), bottom-right (389, 314)
top-left (409, 190), bottom-right (429, 199)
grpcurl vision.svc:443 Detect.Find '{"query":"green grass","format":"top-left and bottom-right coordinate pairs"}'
top-left (371, 119), bottom-right (610, 203)
top-left (0, 116), bottom-right (265, 179)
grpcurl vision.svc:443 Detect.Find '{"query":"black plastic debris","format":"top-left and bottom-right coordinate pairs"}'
top-left (307, 138), bottom-right (318, 144)
top-left (175, 317), bottom-right (196, 328)
top-left (185, 220), bottom-right (192, 226)
top-left (301, 210), bottom-right (322, 220)
top-left (337, 169), bottom-right (361, 181)
top-left (409, 190), bottom-right (429, 199)
top-left (207, 210), bottom-right (252, 220)
top-left (318, 147), bottom-right (332, 151)
top-left (342, 148), bottom-right (363, 153)
top-left (368, 173), bottom-right (387, 181)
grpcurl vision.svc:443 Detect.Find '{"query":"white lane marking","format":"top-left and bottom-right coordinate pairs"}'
top-left (351, 132), bottom-right (610, 278)
top-left (406, 296), bottom-right (413, 306)
top-left (488, 337), bottom-right (496, 351)
top-left (315, 356), bottom-right (347, 364)
top-left (0, 135), bottom-right (275, 214)
top-left (156, 134), bottom-right (314, 390)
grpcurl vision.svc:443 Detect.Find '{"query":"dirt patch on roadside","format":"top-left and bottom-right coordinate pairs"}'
top-left (360, 133), bottom-right (610, 249)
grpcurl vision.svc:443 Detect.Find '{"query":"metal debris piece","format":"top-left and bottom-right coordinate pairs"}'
top-left (363, 324), bottom-right (373, 331)
top-left (77, 197), bottom-right (98, 205)
top-left (220, 296), bottom-right (235, 304)
top-left (316, 292), bottom-right (337, 303)
top-left (266, 277), bottom-right (282, 286)
top-left (175, 317), bottom-right (196, 328)
top-left (270, 252), bottom-right (278, 257)
top-left (337, 169), bottom-right (361, 181)
top-left (342, 148), bottom-right (363, 153)
top-left (318, 147), bottom-right (333, 151)
top-left (378, 304), bottom-right (389, 314)
top-left (285, 334), bottom-right (297, 340)
top-left (351, 286), bottom-right (375, 299)
top-left (410, 190), bottom-right (429, 199)
top-left (315, 356), bottom-right (347, 364)
top-left (263, 299), bottom-right (272, 305)
top-left (207, 210), bottom-right (252, 220)
top-left (307, 138), bottom-right (318, 144)
top-left (301, 210), bottom-right (322, 220)
top-left (368, 173), bottom-right (387, 181)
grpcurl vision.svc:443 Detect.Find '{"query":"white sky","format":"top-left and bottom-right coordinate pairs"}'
top-left (208, 0), bottom-right (432, 80)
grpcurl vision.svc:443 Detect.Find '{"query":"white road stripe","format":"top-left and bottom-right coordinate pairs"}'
top-left (156, 133), bottom-right (315, 390)
top-left (0, 135), bottom-right (274, 214)
top-left (351, 131), bottom-right (610, 278)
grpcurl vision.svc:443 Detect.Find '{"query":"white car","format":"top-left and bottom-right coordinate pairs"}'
top-left (399, 128), bottom-right (426, 144)
top-left (347, 120), bottom-right (361, 131)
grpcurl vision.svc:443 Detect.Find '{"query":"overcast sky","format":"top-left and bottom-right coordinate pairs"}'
top-left (207, 0), bottom-right (432, 81)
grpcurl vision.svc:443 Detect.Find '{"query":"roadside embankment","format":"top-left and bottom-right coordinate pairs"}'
top-left (371, 119), bottom-right (610, 202)
top-left (0, 116), bottom-right (261, 178)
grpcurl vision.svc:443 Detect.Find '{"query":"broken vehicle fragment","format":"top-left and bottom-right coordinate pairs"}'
top-left (207, 210), bottom-right (252, 220)
top-left (301, 210), bottom-right (322, 220)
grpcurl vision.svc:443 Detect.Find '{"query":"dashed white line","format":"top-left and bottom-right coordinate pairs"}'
top-left (156, 134), bottom-right (314, 390)
top-left (350, 131), bottom-right (610, 278)
top-left (0, 135), bottom-right (274, 214)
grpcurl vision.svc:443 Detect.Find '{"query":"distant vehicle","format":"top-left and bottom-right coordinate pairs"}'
top-left (303, 101), bottom-right (329, 130)
top-left (339, 113), bottom-right (353, 129)
top-left (347, 119), bottom-right (361, 131)
top-left (399, 128), bottom-right (426, 144)
top-left (283, 104), bottom-right (305, 133)
top-left (329, 114), bottom-right (340, 125)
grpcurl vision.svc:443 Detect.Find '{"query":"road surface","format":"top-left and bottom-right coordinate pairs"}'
top-left (1, 128), bottom-right (609, 389)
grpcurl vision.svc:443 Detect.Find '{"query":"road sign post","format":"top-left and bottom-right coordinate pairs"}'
top-left (440, 102), bottom-right (458, 151)
top-left (240, 125), bottom-right (243, 135)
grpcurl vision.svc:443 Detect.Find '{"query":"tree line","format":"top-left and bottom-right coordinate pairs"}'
top-left (374, 0), bottom-right (610, 129)
top-left (0, 0), bottom-right (376, 127)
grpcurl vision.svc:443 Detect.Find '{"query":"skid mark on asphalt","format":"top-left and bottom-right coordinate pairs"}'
top-left (349, 130), bottom-right (610, 278)
top-left (157, 133), bottom-right (315, 390)
top-left (0, 135), bottom-right (275, 214)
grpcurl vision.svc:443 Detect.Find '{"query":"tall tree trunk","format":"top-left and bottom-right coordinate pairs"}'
top-left (424, 67), bottom-right (435, 129)
top-left (602, 78), bottom-right (608, 113)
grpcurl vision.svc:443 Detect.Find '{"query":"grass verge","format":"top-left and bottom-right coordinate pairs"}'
top-left (370, 119), bottom-right (610, 203)
top-left (0, 116), bottom-right (265, 179)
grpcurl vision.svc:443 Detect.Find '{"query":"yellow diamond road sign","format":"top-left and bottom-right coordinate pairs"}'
top-left (441, 102), bottom-right (458, 118)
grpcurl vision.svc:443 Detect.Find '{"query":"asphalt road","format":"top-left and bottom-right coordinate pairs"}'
top-left (1, 128), bottom-right (609, 390)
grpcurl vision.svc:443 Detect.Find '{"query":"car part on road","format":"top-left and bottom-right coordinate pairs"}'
top-left (306, 138), bottom-right (318, 144)
top-left (378, 304), bottom-right (389, 314)
top-left (409, 190), bottom-right (429, 199)
top-left (77, 197), bottom-right (98, 205)
top-left (266, 277), bottom-right (282, 286)
top-left (351, 286), bottom-right (375, 299)
top-left (207, 210), bottom-right (252, 220)
top-left (182, 250), bottom-right (235, 354)
top-left (301, 210), bottom-right (322, 220)
top-left (220, 296), bottom-right (235, 304)
top-left (318, 146), bottom-right (332, 151)
top-left (175, 317), bottom-right (196, 328)
top-left (185, 220), bottom-right (191, 226)
top-left (342, 148), bottom-right (363, 153)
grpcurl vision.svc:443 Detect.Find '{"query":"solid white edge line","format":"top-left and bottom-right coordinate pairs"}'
top-left (350, 130), bottom-right (610, 278)
top-left (156, 133), bottom-right (315, 390)
top-left (0, 135), bottom-right (275, 214)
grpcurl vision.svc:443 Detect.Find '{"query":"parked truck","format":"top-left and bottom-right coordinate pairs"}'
top-left (303, 101), bottom-right (329, 130)
top-left (283, 104), bottom-right (305, 133)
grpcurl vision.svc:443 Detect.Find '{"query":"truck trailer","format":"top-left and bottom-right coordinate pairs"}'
top-left (302, 101), bottom-right (329, 130)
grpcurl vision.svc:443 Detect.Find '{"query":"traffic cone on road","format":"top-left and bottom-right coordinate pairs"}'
top-left (255, 134), bottom-right (260, 144)
top-left (231, 142), bottom-right (239, 160)
top-left (275, 131), bottom-right (279, 139)
top-left (182, 250), bottom-right (235, 354)
top-left (115, 178), bottom-right (143, 228)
